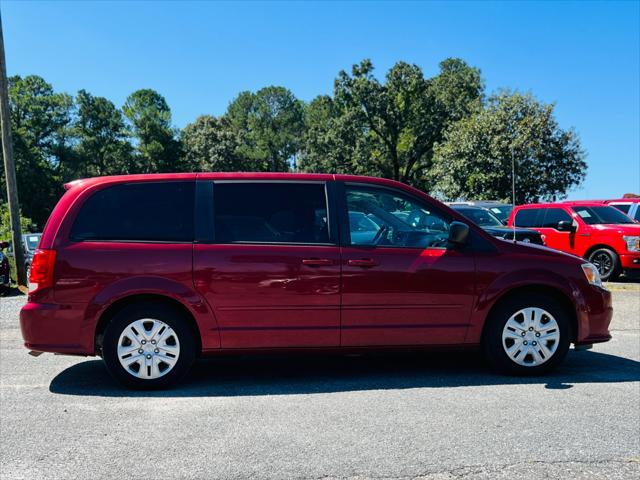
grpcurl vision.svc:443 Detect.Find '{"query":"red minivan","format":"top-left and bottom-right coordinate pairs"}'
top-left (21, 173), bottom-right (612, 388)
top-left (508, 202), bottom-right (640, 281)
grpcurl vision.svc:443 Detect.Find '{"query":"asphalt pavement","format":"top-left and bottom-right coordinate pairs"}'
top-left (1, 284), bottom-right (638, 479)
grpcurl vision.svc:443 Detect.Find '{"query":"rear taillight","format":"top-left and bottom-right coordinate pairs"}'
top-left (29, 249), bottom-right (57, 292)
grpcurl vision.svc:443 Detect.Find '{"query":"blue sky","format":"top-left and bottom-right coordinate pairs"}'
top-left (3, 1), bottom-right (639, 199)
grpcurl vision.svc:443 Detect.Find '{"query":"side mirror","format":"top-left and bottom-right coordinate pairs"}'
top-left (0, 241), bottom-right (8, 249)
top-left (557, 220), bottom-right (576, 232)
top-left (448, 221), bottom-right (470, 247)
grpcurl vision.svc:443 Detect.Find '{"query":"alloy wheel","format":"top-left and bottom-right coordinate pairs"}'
top-left (591, 252), bottom-right (613, 278)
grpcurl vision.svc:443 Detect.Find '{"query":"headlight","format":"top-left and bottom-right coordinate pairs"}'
top-left (581, 263), bottom-right (602, 287)
top-left (623, 236), bottom-right (640, 252)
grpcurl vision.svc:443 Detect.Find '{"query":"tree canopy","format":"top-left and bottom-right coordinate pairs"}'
top-left (1, 59), bottom-right (588, 230)
top-left (429, 91), bottom-right (586, 203)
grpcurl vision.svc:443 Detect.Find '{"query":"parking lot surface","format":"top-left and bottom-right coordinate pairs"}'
top-left (1, 284), bottom-right (639, 479)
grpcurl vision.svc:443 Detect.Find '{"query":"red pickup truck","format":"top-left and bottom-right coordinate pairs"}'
top-left (508, 202), bottom-right (640, 281)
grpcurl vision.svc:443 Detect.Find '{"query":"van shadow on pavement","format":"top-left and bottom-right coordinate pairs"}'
top-left (49, 349), bottom-right (640, 398)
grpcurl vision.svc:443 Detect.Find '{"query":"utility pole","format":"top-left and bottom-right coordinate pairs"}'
top-left (0, 11), bottom-right (27, 288)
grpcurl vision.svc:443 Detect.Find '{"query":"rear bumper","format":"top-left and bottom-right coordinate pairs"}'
top-left (619, 252), bottom-right (640, 269)
top-left (575, 286), bottom-right (613, 345)
top-left (20, 302), bottom-right (94, 355)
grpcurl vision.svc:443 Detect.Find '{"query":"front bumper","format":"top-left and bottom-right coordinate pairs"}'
top-left (575, 286), bottom-right (613, 345)
top-left (619, 252), bottom-right (640, 269)
top-left (20, 302), bottom-right (93, 355)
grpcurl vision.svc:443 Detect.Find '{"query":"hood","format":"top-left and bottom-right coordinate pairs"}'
top-left (593, 223), bottom-right (640, 235)
top-left (498, 237), bottom-right (585, 263)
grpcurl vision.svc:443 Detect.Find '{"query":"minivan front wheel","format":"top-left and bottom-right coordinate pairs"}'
top-left (102, 303), bottom-right (196, 389)
top-left (483, 293), bottom-right (570, 375)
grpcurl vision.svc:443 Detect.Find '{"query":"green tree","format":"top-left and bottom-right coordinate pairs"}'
top-left (429, 91), bottom-right (587, 203)
top-left (299, 95), bottom-right (374, 174)
top-left (123, 89), bottom-right (182, 173)
top-left (72, 89), bottom-right (134, 177)
top-left (1, 75), bottom-right (73, 227)
top-left (181, 115), bottom-right (243, 171)
top-left (225, 86), bottom-right (305, 171)
top-left (0, 202), bottom-right (34, 241)
top-left (301, 58), bottom-right (483, 186)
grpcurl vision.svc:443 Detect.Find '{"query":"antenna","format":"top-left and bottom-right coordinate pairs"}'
top-left (511, 149), bottom-right (516, 242)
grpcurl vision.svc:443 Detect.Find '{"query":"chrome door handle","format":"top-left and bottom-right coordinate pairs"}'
top-left (347, 258), bottom-right (378, 268)
top-left (302, 258), bottom-right (333, 266)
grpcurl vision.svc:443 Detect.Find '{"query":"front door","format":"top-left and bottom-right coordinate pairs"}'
top-left (339, 183), bottom-right (476, 346)
top-left (193, 181), bottom-right (341, 349)
top-left (537, 207), bottom-right (577, 254)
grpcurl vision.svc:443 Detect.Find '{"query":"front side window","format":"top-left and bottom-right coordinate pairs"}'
top-left (572, 206), bottom-right (635, 225)
top-left (214, 182), bottom-right (330, 244)
top-left (346, 185), bottom-right (450, 248)
top-left (71, 182), bottom-right (195, 242)
top-left (513, 209), bottom-right (542, 228)
top-left (540, 208), bottom-right (573, 228)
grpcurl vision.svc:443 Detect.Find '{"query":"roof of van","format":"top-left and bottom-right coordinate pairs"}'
top-left (63, 172), bottom-right (429, 191)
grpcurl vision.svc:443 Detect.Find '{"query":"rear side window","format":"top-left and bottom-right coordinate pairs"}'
top-left (540, 208), bottom-right (572, 228)
top-left (514, 208), bottom-right (542, 227)
top-left (214, 182), bottom-right (330, 244)
top-left (71, 182), bottom-right (195, 242)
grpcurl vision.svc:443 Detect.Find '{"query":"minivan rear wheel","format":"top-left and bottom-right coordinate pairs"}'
top-left (483, 293), bottom-right (571, 375)
top-left (102, 303), bottom-right (196, 389)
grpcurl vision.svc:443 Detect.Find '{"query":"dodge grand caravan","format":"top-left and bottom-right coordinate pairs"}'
top-left (21, 173), bottom-right (612, 388)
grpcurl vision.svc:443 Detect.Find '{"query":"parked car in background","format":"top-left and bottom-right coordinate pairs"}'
top-left (7, 233), bottom-right (42, 279)
top-left (21, 173), bottom-right (612, 388)
top-left (450, 205), bottom-right (544, 245)
top-left (447, 201), bottom-right (513, 224)
top-left (509, 202), bottom-right (640, 281)
top-left (603, 198), bottom-right (640, 222)
top-left (0, 241), bottom-right (10, 293)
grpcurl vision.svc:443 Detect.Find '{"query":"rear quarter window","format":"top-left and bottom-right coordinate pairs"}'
top-left (513, 208), bottom-right (542, 227)
top-left (70, 181), bottom-right (195, 242)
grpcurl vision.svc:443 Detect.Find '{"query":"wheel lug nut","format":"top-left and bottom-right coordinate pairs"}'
top-left (523, 341), bottom-right (528, 345)
top-left (154, 349), bottom-right (159, 354)
top-left (138, 349), bottom-right (143, 354)
top-left (535, 333), bottom-right (540, 337)
top-left (532, 341), bottom-right (537, 346)
top-left (151, 340), bottom-right (156, 345)
top-left (146, 354), bottom-right (152, 359)
top-left (528, 327), bottom-right (534, 331)
top-left (521, 332), bottom-right (526, 337)
top-left (141, 340), bottom-right (146, 345)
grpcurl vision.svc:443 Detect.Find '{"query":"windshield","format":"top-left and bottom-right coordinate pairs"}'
top-left (455, 208), bottom-right (503, 227)
top-left (572, 206), bottom-right (635, 225)
top-left (484, 205), bottom-right (512, 222)
top-left (24, 234), bottom-right (41, 251)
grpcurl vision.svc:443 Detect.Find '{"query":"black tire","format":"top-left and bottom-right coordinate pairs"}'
top-left (587, 248), bottom-right (620, 281)
top-left (482, 293), bottom-right (571, 376)
top-left (102, 303), bottom-right (196, 389)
